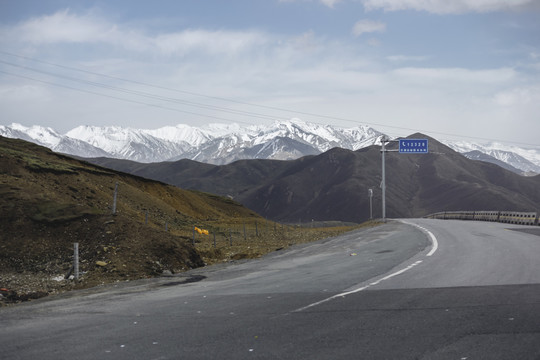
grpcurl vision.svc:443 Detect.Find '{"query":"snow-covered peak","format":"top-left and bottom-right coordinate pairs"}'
top-left (9, 123), bottom-right (30, 132)
top-left (65, 124), bottom-right (190, 162)
top-left (4, 123), bottom-right (63, 147)
top-left (66, 125), bottom-right (122, 142)
top-left (144, 124), bottom-right (212, 146)
top-left (201, 122), bottom-right (259, 137)
top-left (68, 125), bottom-right (148, 151)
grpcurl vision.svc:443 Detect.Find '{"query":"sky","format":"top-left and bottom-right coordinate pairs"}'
top-left (0, 0), bottom-right (539, 147)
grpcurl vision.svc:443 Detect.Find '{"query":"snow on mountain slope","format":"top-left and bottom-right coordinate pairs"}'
top-left (66, 125), bottom-right (190, 162)
top-left (249, 119), bottom-right (385, 153)
top-left (202, 122), bottom-right (262, 137)
top-left (447, 141), bottom-right (540, 174)
top-left (5, 123), bottom-right (63, 147)
top-left (0, 123), bottom-right (110, 158)
top-left (176, 135), bottom-right (322, 165)
top-left (167, 119), bottom-right (384, 164)
top-left (144, 124), bottom-right (212, 146)
top-left (0, 123), bottom-right (39, 144)
top-left (463, 150), bottom-right (523, 174)
top-left (247, 137), bottom-right (321, 161)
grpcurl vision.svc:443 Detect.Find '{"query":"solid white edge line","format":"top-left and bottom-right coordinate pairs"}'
top-left (293, 220), bottom-right (439, 313)
top-left (425, 230), bottom-right (439, 256)
top-left (399, 220), bottom-right (439, 257)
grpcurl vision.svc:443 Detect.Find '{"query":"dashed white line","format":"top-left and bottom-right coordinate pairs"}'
top-left (293, 260), bottom-right (424, 312)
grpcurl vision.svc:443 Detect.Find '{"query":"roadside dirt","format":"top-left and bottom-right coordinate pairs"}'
top-left (0, 208), bottom-right (370, 306)
top-left (0, 213), bottom-right (203, 306)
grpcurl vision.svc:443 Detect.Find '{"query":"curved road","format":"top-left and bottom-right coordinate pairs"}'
top-left (1, 219), bottom-right (540, 359)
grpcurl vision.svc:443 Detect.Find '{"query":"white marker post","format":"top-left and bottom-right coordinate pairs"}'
top-left (112, 182), bottom-right (119, 215)
top-left (74, 242), bottom-right (79, 280)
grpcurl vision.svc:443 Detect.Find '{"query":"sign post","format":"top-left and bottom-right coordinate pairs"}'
top-left (381, 137), bottom-right (428, 222)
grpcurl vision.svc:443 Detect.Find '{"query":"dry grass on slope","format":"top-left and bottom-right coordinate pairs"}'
top-left (0, 137), bottom-right (369, 305)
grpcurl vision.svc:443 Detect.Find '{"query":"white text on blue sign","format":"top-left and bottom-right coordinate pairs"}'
top-left (399, 139), bottom-right (429, 154)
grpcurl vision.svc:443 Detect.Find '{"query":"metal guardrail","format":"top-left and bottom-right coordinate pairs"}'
top-left (424, 211), bottom-right (540, 226)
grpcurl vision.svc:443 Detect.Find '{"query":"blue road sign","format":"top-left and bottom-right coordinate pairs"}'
top-left (399, 139), bottom-right (428, 153)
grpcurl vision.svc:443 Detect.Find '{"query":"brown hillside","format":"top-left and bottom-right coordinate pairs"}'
top-left (1, 136), bottom-right (359, 305)
top-left (0, 136), bottom-right (255, 302)
top-left (85, 134), bottom-right (540, 223)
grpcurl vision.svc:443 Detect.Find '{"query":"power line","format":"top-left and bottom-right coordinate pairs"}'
top-left (0, 70), bottom-right (256, 125)
top-left (0, 51), bottom-right (420, 131)
top-left (0, 50), bottom-right (538, 148)
top-left (0, 59), bottom-right (281, 122)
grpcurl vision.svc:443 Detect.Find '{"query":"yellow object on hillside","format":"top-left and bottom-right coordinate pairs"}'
top-left (194, 226), bottom-right (209, 235)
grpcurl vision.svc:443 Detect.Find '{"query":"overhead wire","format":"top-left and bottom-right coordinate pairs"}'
top-left (0, 70), bottom-right (254, 125)
top-left (0, 50), bottom-right (439, 132)
top-left (0, 59), bottom-right (280, 122)
top-left (0, 50), bottom-right (538, 148)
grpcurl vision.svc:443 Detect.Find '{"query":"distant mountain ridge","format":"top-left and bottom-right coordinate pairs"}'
top-left (1, 120), bottom-right (539, 174)
top-left (84, 134), bottom-right (540, 223)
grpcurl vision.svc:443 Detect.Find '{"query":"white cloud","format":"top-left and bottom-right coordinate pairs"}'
top-left (0, 83), bottom-right (50, 102)
top-left (392, 67), bottom-right (517, 84)
top-left (352, 19), bottom-right (386, 37)
top-left (386, 55), bottom-right (429, 62)
top-left (1, 8), bottom-right (538, 144)
top-left (366, 38), bottom-right (382, 47)
top-left (493, 86), bottom-right (540, 106)
top-left (320, 0), bottom-right (342, 8)
top-left (279, 0), bottom-right (342, 7)
top-left (361, 0), bottom-right (537, 14)
top-left (11, 9), bottom-right (119, 44)
top-left (1, 9), bottom-right (268, 57)
top-left (154, 29), bottom-right (266, 56)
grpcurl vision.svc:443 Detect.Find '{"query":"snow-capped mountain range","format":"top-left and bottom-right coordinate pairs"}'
top-left (0, 119), bottom-right (385, 164)
top-left (1, 120), bottom-right (539, 175)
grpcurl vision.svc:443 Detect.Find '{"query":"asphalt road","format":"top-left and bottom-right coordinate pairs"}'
top-left (2, 219), bottom-right (540, 359)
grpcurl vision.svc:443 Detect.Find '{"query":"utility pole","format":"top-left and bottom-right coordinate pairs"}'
top-left (380, 136), bottom-right (398, 223)
top-left (381, 137), bottom-right (386, 222)
top-left (368, 188), bottom-right (373, 220)
top-left (380, 136), bottom-right (427, 223)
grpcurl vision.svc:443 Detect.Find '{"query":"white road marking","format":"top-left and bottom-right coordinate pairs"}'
top-left (293, 260), bottom-right (423, 312)
top-left (400, 220), bottom-right (439, 257)
top-left (294, 220), bottom-right (440, 313)
top-left (425, 229), bottom-right (439, 256)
